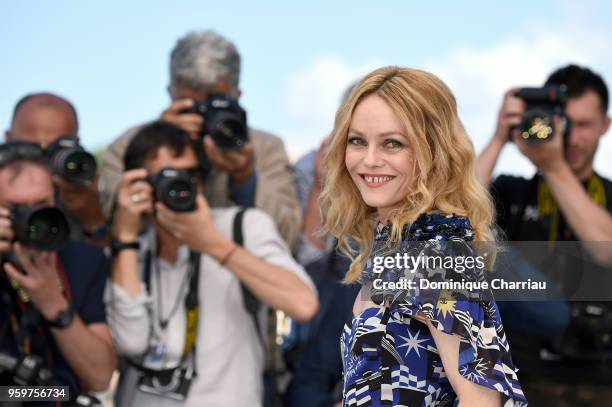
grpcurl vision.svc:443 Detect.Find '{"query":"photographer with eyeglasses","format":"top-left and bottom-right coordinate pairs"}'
top-left (0, 142), bottom-right (116, 404)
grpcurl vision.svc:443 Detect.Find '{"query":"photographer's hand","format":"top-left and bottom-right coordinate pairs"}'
top-left (476, 88), bottom-right (524, 187)
top-left (112, 169), bottom-right (153, 242)
top-left (494, 88), bottom-right (525, 143)
top-left (155, 194), bottom-right (225, 253)
top-left (514, 117), bottom-right (612, 263)
top-left (159, 99), bottom-right (203, 139)
top-left (0, 206), bottom-right (14, 252)
top-left (156, 196), bottom-right (318, 322)
top-left (3, 243), bottom-right (68, 320)
top-left (512, 116), bottom-right (567, 174)
top-left (4, 243), bottom-right (117, 391)
top-left (203, 135), bottom-right (255, 187)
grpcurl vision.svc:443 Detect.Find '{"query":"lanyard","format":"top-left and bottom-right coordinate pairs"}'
top-left (537, 173), bottom-right (607, 248)
top-left (144, 249), bottom-right (201, 362)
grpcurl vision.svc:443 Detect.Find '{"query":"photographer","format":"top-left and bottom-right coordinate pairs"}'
top-left (106, 122), bottom-right (317, 406)
top-left (5, 93), bottom-right (108, 245)
top-left (476, 64), bottom-right (612, 404)
top-left (0, 143), bottom-right (116, 400)
top-left (100, 30), bottom-right (302, 248)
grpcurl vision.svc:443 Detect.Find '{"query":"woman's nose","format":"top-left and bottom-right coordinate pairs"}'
top-left (363, 145), bottom-right (383, 168)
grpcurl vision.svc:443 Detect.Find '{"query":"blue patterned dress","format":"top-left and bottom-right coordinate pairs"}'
top-left (341, 213), bottom-right (527, 406)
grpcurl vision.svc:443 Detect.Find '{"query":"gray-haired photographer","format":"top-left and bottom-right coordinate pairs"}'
top-left (100, 29), bottom-right (302, 249)
top-left (477, 64), bottom-right (612, 405)
top-left (105, 121), bottom-right (317, 406)
top-left (0, 142), bottom-right (115, 406)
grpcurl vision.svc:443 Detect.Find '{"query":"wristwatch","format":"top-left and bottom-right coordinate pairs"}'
top-left (45, 306), bottom-right (75, 329)
top-left (110, 240), bottom-right (140, 256)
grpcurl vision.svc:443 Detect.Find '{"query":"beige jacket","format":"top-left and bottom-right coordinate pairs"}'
top-left (99, 125), bottom-right (302, 248)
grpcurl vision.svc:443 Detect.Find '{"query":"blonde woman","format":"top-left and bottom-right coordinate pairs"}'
top-left (320, 67), bottom-right (527, 406)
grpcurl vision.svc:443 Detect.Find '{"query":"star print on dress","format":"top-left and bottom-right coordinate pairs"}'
top-left (342, 213), bottom-right (528, 406)
top-left (397, 329), bottom-right (429, 357)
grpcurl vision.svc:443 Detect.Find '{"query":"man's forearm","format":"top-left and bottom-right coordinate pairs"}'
top-left (50, 320), bottom-right (116, 392)
top-left (206, 236), bottom-right (318, 323)
top-left (476, 137), bottom-right (505, 187)
top-left (544, 163), bottom-right (612, 263)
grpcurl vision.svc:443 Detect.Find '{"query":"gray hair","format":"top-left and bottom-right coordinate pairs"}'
top-left (169, 30), bottom-right (241, 94)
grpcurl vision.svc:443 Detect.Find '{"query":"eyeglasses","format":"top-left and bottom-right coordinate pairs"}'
top-left (0, 142), bottom-right (45, 167)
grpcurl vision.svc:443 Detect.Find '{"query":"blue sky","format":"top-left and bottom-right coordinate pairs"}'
top-left (2, 1), bottom-right (611, 178)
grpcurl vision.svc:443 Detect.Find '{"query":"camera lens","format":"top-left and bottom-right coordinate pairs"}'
top-left (209, 111), bottom-right (247, 151)
top-left (152, 169), bottom-right (197, 212)
top-left (163, 179), bottom-right (196, 212)
top-left (520, 110), bottom-right (554, 142)
top-left (53, 148), bottom-right (97, 183)
top-left (12, 207), bottom-right (70, 251)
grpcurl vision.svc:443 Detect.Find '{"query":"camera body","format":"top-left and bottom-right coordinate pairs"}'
top-left (0, 353), bottom-right (54, 386)
top-left (10, 205), bottom-right (70, 251)
top-left (137, 367), bottom-right (193, 401)
top-left (0, 352), bottom-right (101, 406)
top-left (513, 85), bottom-right (570, 143)
top-left (147, 168), bottom-right (198, 212)
top-left (45, 136), bottom-right (97, 183)
top-left (183, 94), bottom-right (248, 151)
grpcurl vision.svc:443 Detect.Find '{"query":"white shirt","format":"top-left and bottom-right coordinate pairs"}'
top-left (106, 207), bottom-right (314, 406)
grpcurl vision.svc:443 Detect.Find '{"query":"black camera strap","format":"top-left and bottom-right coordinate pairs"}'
top-left (232, 208), bottom-right (266, 350)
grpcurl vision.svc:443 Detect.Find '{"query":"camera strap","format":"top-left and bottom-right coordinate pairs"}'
top-left (232, 208), bottom-right (265, 350)
top-left (142, 247), bottom-right (201, 372)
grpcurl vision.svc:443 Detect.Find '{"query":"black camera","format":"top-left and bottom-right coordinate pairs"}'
top-left (0, 352), bottom-right (101, 406)
top-left (45, 136), bottom-right (97, 183)
top-left (183, 94), bottom-right (248, 151)
top-left (513, 85), bottom-right (570, 143)
top-left (0, 353), bottom-right (54, 386)
top-left (137, 367), bottom-right (194, 401)
top-left (147, 168), bottom-right (198, 212)
top-left (10, 205), bottom-right (69, 251)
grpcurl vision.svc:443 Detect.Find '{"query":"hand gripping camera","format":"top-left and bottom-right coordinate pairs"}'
top-left (10, 205), bottom-right (70, 251)
top-left (513, 85), bottom-right (570, 143)
top-left (45, 136), bottom-right (98, 183)
top-left (183, 94), bottom-right (248, 151)
top-left (147, 168), bottom-right (198, 212)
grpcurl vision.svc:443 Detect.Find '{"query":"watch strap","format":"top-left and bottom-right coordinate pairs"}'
top-left (44, 306), bottom-right (75, 329)
top-left (111, 240), bottom-right (140, 256)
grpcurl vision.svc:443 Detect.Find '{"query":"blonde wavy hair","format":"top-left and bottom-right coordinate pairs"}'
top-left (320, 66), bottom-right (496, 283)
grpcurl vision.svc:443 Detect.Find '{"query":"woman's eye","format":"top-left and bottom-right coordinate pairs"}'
top-left (384, 139), bottom-right (403, 149)
top-left (347, 137), bottom-right (365, 146)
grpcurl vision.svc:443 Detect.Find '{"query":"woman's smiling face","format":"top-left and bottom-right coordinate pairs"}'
top-left (344, 94), bottom-right (415, 222)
